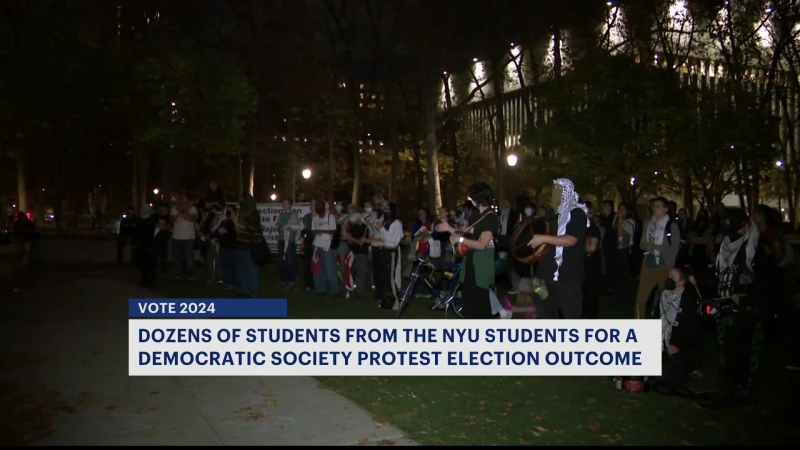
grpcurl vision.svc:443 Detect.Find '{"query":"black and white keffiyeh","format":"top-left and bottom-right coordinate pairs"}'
top-left (553, 178), bottom-right (589, 282)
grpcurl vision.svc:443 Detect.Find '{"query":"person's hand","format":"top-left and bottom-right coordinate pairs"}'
top-left (731, 293), bottom-right (741, 304)
top-left (667, 345), bottom-right (679, 356)
top-left (528, 234), bottom-right (545, 248)
top-left (449, 234), bottom-right (461, 245)
top-left (688, 275), bottom-right (697, 285)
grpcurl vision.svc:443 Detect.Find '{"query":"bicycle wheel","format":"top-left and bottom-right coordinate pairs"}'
top-left (394, 278), bottom-right (417, 319)
top-left (446, 284), bottom-right (464, 318)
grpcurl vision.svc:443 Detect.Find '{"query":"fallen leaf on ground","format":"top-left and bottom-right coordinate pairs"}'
top-left (357, 438), bottom-right (369, 445)
top-left (375, 439), bottom-right (395, 446)
top-left (262, 399), bottom-right (278, 407)
top-left (374, 421), bottom-right (385, 428)
top-left (588, 423), bottom-right (602, 431)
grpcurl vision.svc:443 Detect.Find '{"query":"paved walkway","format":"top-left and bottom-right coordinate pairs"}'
top-left (0, 273), bottom-right (417, 446)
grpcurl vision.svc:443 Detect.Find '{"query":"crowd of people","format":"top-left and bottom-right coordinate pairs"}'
top-left (114, 178), bottom-right (797, 409)
top-left (120, 182), bottom-right (266, 298)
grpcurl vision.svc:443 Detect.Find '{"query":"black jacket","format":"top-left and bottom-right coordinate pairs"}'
top-left (133, 216), bottom-right (158, 250)
top-left (667, 286), bottom-right (702, 352)
top-left (119, 217), bottom-right (138, 238)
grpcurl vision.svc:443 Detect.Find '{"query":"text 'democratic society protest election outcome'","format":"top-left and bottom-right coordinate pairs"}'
top-left (128, 319), bottom-right (662, 377)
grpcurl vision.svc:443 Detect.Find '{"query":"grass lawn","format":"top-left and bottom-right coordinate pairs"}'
top-left (132, 263), bottom-right (796, 446)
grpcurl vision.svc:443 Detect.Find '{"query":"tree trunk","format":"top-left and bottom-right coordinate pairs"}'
top-left (328, 120), bottom-right (335, 203)
top-left (54, 156), bottom-right (65, 230)
top-left (351, 138), bottom-right (361, 205)
top-left (492, 63), bottom-right (507, 205)
top-left (423, 80), bottom-right (442, 210)
top-left (389, 122), bottom-right (400, 203)
top-left (681, 172), bottom-right (693, 216)
top-left (132, 151), bottom-right (140, 214)
top-left (284, 115), bottom-right (296, 202)
top-left (16, 154), bottom-right (27, 212)
top-left (246, 150), bottom-right (256, 198)
top-left (131, 147), bottom-right (150, 214)
top-left (413, 142), bottom-right (424, 206)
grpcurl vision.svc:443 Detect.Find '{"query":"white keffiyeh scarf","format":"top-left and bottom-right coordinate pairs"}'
top-left (716, 221), bottom-right (759, 273)
top-left (660, 289), bottom-right (683, 349)
top-left (553, 178), bottom-right (589, 282)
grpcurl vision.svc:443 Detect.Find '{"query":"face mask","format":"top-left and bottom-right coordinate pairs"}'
top-left (664, 278), bottom-right (677, 291)
top-left (364, 207), bottom-right (373, 214)
top-left (334, 205), bottom-right (343, 213)
top-left (524, 208), bottom-right (534, 217)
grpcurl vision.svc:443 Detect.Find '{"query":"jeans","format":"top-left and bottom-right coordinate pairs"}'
top-left (236, 249), bottom-right (260, 298)
top-left (277, 240), bottom-right (297, 283)
top-left (313, 248), bottom-right (340, 295)
top-left (205, 241), bottom-right (222, 282)
top-left (172, 239), bottom-right (195, 279)
top-left (219, 247), bottom-right (238, 288)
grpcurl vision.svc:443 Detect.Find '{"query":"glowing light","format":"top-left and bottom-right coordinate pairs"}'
top-left (270, 193), bottom-right (277, 201)
top-left (153, 188), bottom-right (159, 195)
top-left (506, 154), bottom-right (518, 167)
top-left (776, 161), bottom-right (783, 167)
top-left (302, 169), bottom-right (312, 179)
top-left (472, 57), bottom-right (478, 62)
top-left (171, 102), bottom-right (176, 106)
top-left (630, 177), bottom-right (636, 186)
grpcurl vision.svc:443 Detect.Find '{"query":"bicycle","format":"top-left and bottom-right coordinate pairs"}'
top-left (395, 256), bottom-right (463, 319)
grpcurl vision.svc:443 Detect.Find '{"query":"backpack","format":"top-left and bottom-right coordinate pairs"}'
top-left (664, 218), bottom-right (675, 245)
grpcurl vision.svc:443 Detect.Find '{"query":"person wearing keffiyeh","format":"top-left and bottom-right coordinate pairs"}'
top-left (529, 178), bottom-right (589, 319)
top-left (701, 209), bottom-right (766, 409)
top-left (635, 197), bottom-right (681, 319)
top-left (656, 266), bottom-right (703, 395)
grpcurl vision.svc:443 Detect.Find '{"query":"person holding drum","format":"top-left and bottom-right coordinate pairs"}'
top-left (526, 178), bottom-right (590, 319)
top-left (436, 182), bottom-right (500, 319)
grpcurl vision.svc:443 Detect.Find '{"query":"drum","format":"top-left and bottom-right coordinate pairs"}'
top-left (452, 239), bottom-right (469, 257)
top-left (510, 216), bottom-right (554, 264)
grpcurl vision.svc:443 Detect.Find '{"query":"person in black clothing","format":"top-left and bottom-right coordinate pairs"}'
top-left (438, 182), bottom-right (500, 319)
top-left (656, 265), bottom-right (703, 395)
top-left (153, 202), bottom-right (171, 275)
top-left (600, 200), bottom-right (616, 293)
top-left (206, 180), bottom-right (225, 204)
top-left (211, 204), bottom-right (238, 290)
top-left (687, 209), bottom-right (713, 294)
top-left (117, 207), bottom-right (137, 265)
top-left (346, 213), bottom-right (370, 299)
top-left (530, 178), bottom-right (588, 319)
top-left (584, 203), bottom-right (602, 319)
top-left (133, 205), bottom-right (159, 287)
top-left (629, 207), bottom-right (644, 278)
